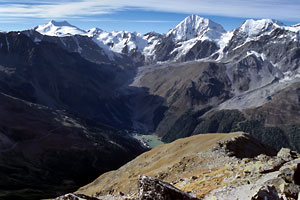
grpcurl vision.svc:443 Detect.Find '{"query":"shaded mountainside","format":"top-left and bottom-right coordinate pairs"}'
top-left (138, 61), bottom-right (232, 137)
top-left (0, 92), bottom-right (146, 200)
top-left (23, 30), bottom-right (141, 67)
top-left (0, 31), bottom-right (166, 131)
top-left (0, 31), bottom-right (129, 128)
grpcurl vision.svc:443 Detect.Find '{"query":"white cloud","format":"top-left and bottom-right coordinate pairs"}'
top-left (0, 0), bottom-right (299, 22)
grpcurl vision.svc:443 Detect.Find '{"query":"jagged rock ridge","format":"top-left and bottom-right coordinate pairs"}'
top-left (55, 133), bottom-right (300, 200)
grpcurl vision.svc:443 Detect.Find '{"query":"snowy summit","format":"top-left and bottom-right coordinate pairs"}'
top-left (35, 20), bottom-right (86, 37)
top-left (237, 19), bottom-right (284, 37)
top-left (167, 14), bottom-right (226, 42)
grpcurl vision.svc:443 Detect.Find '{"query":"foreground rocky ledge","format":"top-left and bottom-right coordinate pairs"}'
top-left (56, 175), bottom-right (200, 200)
top-left (55, 133), bottom-right (300, 200)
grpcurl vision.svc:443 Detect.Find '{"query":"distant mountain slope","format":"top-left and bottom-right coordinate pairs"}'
top-left (9, 15), bottom-right (300, 148)
top-left (0, 31), bottom-right (137, 129)
top-left (159, 82), bottom-right (300, 152)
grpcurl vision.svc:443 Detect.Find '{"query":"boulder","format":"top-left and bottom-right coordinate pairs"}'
top-left (277, 148), bottom-right (298, 162)
top-left (138, 175), bottom-right (200, 200)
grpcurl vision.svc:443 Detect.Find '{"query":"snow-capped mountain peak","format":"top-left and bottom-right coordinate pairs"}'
top-left (90, 30), bottom-right (150, 54)
top-left (167, 15), bottom-right (226, 42)
top-left (86, 28), bottom-right (103, 37)
top-left (237, 19), bottom-right (284, 37)
top-left (35, 20), bottom-right (86, 37)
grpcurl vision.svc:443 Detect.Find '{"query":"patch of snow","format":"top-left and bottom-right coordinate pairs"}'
top-left (91, 37), bottom-right (116, 61)
top-left (246, 51), bottom-right (266, 61)
top-left (216, 31), bottom-right (234, 60)
top-left (5, 36), bottom-right (9, 52)
top-left (59, 38), bottom-right (67, 48)
top-left (73, 37), bottom-right (82, 53)
top-left (170, 37), bottom-right (199, 60)
top-left (142, 32), bottom-right (162, 57)
top-left (33, 37), bottom-right (41, 42)
top-left (279, 71), bottom-right (300, 83)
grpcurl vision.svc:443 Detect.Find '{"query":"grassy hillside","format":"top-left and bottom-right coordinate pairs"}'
top-left (76, 132), bottom-right (274, 198)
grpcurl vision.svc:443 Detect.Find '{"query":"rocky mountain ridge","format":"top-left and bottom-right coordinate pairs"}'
top-left (33, 15), bottom-right (300, 65)
top-left (55, 132), bottom-right (300, 200)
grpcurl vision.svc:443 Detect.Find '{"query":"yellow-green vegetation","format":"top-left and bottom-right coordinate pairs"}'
top-left (76, 132), bottom-right (244, 197)
top-left (68, 132), bottom-right (300, 200)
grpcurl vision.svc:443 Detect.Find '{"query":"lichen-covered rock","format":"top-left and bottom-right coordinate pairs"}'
top-left (138, 175), bottom-right (200, 200)
top-left (279, 162), bottom-right (300, 183)
top-left (277, 148), bottom-right (298, 162)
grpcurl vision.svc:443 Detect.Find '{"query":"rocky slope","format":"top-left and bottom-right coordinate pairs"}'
top-left (137, 61), bottom-right (232, 137)
top-left (55, 132), bottom-right (300, 200)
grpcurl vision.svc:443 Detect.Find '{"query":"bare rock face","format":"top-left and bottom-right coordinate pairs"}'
top-left (138, 175), bottom-right (200, 200)
top-left (251, 185), bottom-right (281, 200)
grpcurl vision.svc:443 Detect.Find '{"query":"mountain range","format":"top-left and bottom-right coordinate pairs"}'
top-left (1, 14), bottom-right (300, 199)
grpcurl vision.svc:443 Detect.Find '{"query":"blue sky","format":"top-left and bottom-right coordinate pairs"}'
top-left (0, 0), bottom-right (299, 33)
